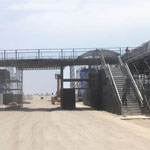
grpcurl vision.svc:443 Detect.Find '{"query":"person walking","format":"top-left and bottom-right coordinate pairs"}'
top-left (51, 93), bottom-right (55, 105)
top-left (122, 82), bottom-right (127, 106)
top-left (125, 75), bottom-right (131, 94)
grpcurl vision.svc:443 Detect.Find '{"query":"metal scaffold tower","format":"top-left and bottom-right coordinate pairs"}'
top-left (0, 67), bottom-right (23, 106)
top-left (70, 66), bottom-right (75, 88)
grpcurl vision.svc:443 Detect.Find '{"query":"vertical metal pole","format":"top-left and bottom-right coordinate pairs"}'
top-left (120, 48), bottom-right (121, 55)
top-left (15, 50), bottom-right (17, 60)
top-left (57, 78), bottom-right (60, 97)
top-left (4, 50), bottom-right (6, 60)
top-left (38, 49), bottom-right (40, 59)
top-left (60, 67), bottom-right (64, 108)
top-left (21, 69), bottom-right (23, 107)
top-left (88, 65), bottom-right (91, 89)
top-left (70, 66), bottom-right (75, 88)
top-left (148, 41), bottom-right (150, 52)
top-left (61, 49), bottom-right (63, 59)
top-left (73, 49), bottom-right (75, 59)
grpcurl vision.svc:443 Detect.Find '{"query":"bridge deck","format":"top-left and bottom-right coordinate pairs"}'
top-left (0, 48), bottom-right (121, 69)
top-left (0, 57), bottom-right (118, 69)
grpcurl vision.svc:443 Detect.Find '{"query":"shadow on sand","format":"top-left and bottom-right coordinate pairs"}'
top-left (0, 106), bottom-right (96, 112)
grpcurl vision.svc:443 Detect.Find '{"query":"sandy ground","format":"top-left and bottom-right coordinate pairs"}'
top-left (0, 97), bottom-right (150, 150)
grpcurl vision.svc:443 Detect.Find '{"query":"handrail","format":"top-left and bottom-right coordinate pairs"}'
top-left (118, 56), bottom-right (126, 74)
top-left (133, 64), bottom-right (150, 110)
top-left (101, 54), bottom-right (122, 105)
top-left (101, 54), bottom-right (106, 67)
top-left (124, 63), bottom-right (144, 107)
top-left (119, 55), bottom-right (144, 107)
top-left (139, 80), bottom-right (150, 109)
top-left (107, 64), bottom-right (122, 104)
top-left (0, 47), bottom-right (134, 61)
top-left (118, 56), bottom-right (124, 67)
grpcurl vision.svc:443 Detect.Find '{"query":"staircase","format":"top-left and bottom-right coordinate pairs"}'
top-left (110, 66), bottom-right (142, 115)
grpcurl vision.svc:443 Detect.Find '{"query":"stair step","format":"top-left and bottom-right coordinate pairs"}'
top-left (122, 109), bottom-right (141, 113)
top-left (122, 111), bottom-right (142, 114)
top-left (114, 79), bottom-right (125, 81)
top-left (123, 108), bottom-right (141, 111)
top-left (122, 105), bottom-right (140, 108)
top-left (122, 113), bottom-right (142, 116)
top-left (123, 104), bottom-right (140, 107)
top-left (110, 66), bottom-right (142, 116)
top-left (122, 107), bottom-right (141, 110)
top-left (125, 104), bottom-right (139, 106)
top-left (115, 82), bottom-right (125, 85)
top-left (122, 110), bottom-right (142, 113)
top-left (113, 77), bottom-right (125, 79)
top-left (112, 74), bottom-right (124, 76)
top-left (125, 102), bottom-right (139, 104)
top-left (112, 73), bottom-right (123, 75)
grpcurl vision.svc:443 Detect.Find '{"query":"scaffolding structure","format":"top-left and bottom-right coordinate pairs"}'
top-left (0, 67), bottom-right (23, 106)
top-left (70, 66), bottom-right (75, 88)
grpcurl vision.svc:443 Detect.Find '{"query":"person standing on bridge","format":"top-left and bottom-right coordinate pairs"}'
top-left (125, 47), bottom-right (130, 59)
top-left (125, 47), bottom-right (129, 53)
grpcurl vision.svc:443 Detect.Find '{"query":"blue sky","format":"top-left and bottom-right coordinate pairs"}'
top-left (1, 0), bottom-right (150, 94)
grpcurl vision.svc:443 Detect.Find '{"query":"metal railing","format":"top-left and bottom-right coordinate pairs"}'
top-left (133, 64), bottom-right (150, 110)
top-left (118, 55), bottom-right (144, 107)
top-left (107, 64), bottom-right (122, 105)
top-left (100, 54), bottom-right (122, 108)
top-left (122, 41), bottom-right (150, 62)
top-left (124, 63), bottom-right (144, 107)
top-left (138, 80), bottom-right (150, 110)
top-left (0, 47), bottom-right (133, 60)
top-left (100, 54), bottom-right (107, 67)
top-left (118, 56), bottom-right (124, 67)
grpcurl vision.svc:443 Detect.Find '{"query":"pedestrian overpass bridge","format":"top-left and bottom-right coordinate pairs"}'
top-left (1, 41), bottom-right (150, 115)
top-left (0, 48), bottom-right (121, 69)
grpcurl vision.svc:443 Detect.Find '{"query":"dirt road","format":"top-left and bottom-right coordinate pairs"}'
top-left (0, 97), bottom-right (150, 150)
